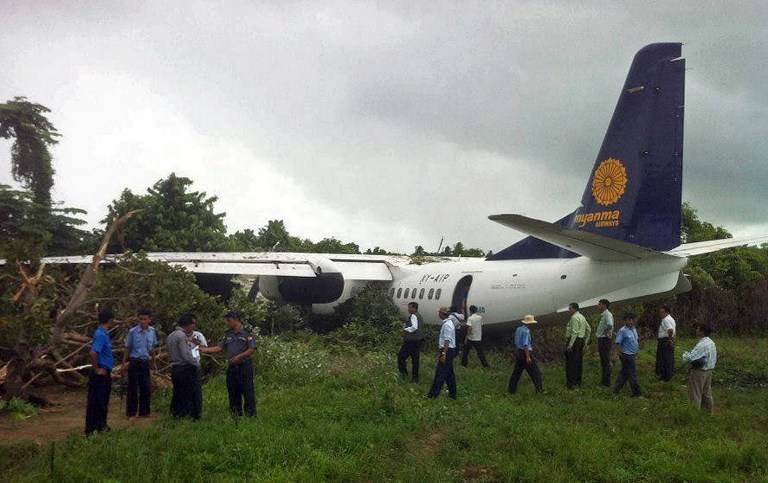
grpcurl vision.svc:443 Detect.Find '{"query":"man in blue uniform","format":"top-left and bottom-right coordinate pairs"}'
top-left (508, 315), bottom-right (543, 394)
top-left (122, 308), bottom-right (158, 418)
top-left (85, 308), bottom-right (116, 435)
top-left (200, 311), bottom-right (257, 417)
top-left (613, 313), bottom-right (641, 397)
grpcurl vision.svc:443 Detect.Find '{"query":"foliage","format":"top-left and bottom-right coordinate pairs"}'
top-left (237, 219), bottom-right (361, 254)
top-left (0, 397), bottom-right (38, 420)
top-left (412, 242), bottom-right (485, 258)
top-left (329, 286), bottom-right (402, 347)
top-left (0, 97), bottom-right (59, 207)
top-left (681, 201), bottom-right (732, 243)
top-left (5, 335), bottom-right (768, 482)
top-left (102, 173), bottom-right (231, 252)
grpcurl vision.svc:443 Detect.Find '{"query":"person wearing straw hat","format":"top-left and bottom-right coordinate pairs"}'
top-left (508, 315), bottom-right (543, 394)
top-left (426, 307), bottom-right (458, 400)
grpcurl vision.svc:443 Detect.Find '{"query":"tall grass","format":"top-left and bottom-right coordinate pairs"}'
top-left (4, 336), bottom-right (768, 482)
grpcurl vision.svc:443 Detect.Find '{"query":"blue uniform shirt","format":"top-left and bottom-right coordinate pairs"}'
top-left (438, 318), bottom-right (456, 349)
top-left (514, 325), bottom-right (533, 350)
top-left (91, 325), bottom-right (114, 370)
top-left (125, 325), bottom-right (158, 360)
top-left (615, 325), bottom-right (639, 355)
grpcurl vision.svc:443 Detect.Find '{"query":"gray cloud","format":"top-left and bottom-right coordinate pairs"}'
top-left (0, 0), bottom-right (766, 253)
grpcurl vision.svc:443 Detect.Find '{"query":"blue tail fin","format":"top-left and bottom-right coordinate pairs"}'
top-left (489, 43), bottom-right (685, 260)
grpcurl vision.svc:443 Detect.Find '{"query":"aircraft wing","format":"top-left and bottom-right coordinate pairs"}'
top-left (666, 235), bottom-right (768, 257)
top-left (4, 252), bottom-right (420, 281)
top-left (488, 214), bottom-right (677, 261)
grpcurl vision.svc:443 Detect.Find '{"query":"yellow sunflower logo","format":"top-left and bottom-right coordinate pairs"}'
top-left (591, 158), bottom-right (627, 206)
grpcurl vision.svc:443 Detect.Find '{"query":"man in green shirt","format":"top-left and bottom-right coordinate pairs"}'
top-left (565, 302), bottom-right (591, 389)
top-left (595, 299), bottom-right (614, 387)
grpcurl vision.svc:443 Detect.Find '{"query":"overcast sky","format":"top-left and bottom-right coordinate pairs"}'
top-left (1, 1), bottom-right (766, 253)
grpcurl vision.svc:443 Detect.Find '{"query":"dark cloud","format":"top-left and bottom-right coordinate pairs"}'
top-left (0, 1), bottom-right (766, 253)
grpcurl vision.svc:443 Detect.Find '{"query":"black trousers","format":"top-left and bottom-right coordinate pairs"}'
top-left (614, 353), bottom-right (641, 396)
top-left (565, 337), bottom-right (585, 388)
top-left (598, 337), bottom-right (612, 387)
top-left (126, 358), bottom-right (151, 417)
top-left (85, 370), bottom-right (112, 435)
top-left (226, 359), bottom-right (256, 417)
top-left (397, 339), bottom-right (421, 381)
top-left (170, 364), bottom-right (202, 419)
top-left (461, 340), bottom-right (489, 367)
top-left (427, 349), bottom-right (457, 399)
top-left (508, 349), bottom-right (543, 393)
top-left (655, 338), bottom-right (675, 381)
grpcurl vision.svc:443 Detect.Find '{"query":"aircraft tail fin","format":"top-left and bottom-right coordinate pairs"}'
top-left (489, 43), bottom-right (685, 260)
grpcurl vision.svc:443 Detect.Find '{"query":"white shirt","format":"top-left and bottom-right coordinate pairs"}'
top-left (404, 314), bottom-right (419, 333)
top-left (682, 337), bottom-right (717, 370)
top-left (658, 314), bottom-right (676, 339)
top-left (438, 318), bottom-right (456, 349)
top-left (466, 314), bottom-right (483, 341)
top-left (189, 330), bottom-right (208, 362)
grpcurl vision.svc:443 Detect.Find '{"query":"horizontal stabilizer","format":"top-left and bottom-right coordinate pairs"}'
top-left (666, 235), bottom-right (768, 257)
top-left (488, 214), bottom-right (677, 261)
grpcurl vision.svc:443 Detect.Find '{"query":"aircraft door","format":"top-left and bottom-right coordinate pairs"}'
top-left (451, 275), bottom-right (473, 319)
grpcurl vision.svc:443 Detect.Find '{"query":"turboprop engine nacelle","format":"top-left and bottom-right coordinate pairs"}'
top-left (257, 255), bottom-right (345, 306)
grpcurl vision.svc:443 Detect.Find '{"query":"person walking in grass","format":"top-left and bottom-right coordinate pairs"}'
top-left (427, 307), bottom-right (457, 400)
top-left (682, 323), bottom-right (717, 414)
top-left (85, 308), bottom-right (116, 435)
top-left (461, 305), bottom-right (489, 368)
top-left (613, 313), bottom-right (641, 397)
top-left (122, 308), bottom-right (158, 418)
top-left (655, 304), bottom-right (676, 381)
top-left (565, 303), bottom-right (591, 389)
top-left (595, 299), bottom-right (614, 387)
top-left (200, 311), bottom-right (257, 417)
top-left (398, 302), bottom-right (424, 383)
top-left (508, 315), bottom-right (543, 394)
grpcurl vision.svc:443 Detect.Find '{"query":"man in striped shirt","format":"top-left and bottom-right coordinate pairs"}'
top-left (682, 323), bottom-right (717, 414)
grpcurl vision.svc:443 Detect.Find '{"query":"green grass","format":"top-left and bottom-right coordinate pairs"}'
top-left (4, 336), bottom-right (768, 482)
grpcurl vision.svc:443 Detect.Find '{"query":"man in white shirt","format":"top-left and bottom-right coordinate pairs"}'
top-left (397, 302), bottom-right (424, 383)
top-left (426, 307), bottom-right (457, 400)
top-left (461, 305), bottom-right (489, 368)
top-left (655, 305), bottom-right (676, 381)
top-left (682, 323), bottom-right (717, 414)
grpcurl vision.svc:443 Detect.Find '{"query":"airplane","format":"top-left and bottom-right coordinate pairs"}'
top-left (16, 43), bottom-right (768, 327)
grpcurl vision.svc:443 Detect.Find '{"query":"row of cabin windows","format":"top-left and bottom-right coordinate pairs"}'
top-left (389, 287), bottom-right (442, 301)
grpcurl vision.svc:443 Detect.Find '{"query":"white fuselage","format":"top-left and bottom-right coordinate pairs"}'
top-left (387, 256), bottom-right (689, 326)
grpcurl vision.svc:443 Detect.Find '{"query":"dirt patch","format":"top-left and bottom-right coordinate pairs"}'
top-left (0, 386), bottom-right (157, 444)
top-left (461, 465), bottom-right (501, 482)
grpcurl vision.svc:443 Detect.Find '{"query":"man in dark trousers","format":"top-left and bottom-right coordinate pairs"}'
top-left (85, 308), bottom-right (116, 435)
top-left (595, 299), bottom-right (614, 387)
top-left (461, 305), bottom-right (489, 368)
top-left (508, 315), bottom-right (543, 394)
top-left (565, 303), bottom-right (591, 389)
top-left (397, 302), bottom-right (423, 383)
top-left (122, 308), bottom-right (158, 418)
top-left (613, 313), bottom-right (641, 397)
top-left (200, 311), bottom-right (257, 417)
top-left (427, 307), bottom-right (457, 400)
top-left (655, 305), bottom-right (677, 381)
top-left (167, 314), bottom-right (202, 419)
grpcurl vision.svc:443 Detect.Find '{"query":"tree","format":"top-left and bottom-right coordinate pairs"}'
top-left (0, 97), bottom-right (60, 208)
top-left (102, 173), bottom-right (229, 252)
top-left (681, 202), bottom-right (732, 243)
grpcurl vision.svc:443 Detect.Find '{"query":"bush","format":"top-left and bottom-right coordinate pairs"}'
top-left (328, 286), bottom-right (401, 348)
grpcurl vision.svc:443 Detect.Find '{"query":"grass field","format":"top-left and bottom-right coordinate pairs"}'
top-left (3, 335), bottom-right (768, 482)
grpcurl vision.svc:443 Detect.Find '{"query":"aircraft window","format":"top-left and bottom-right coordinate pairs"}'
top-left (428, 288), bottom-right (434, 300)
top-left (412, 288), bottom-right (417, 299)
top-left (397, 288), bottom-right (402, 298)
top-left (419, 288), bottom-right (425, 299)
top-left (561, 274), bottom-right (567, 280)
top-left (404, 288), bottom-right (410, 299)
top-left (435, 288), bottom-right (442, 300)
top-left (389, 288), bottom-right (395, 298)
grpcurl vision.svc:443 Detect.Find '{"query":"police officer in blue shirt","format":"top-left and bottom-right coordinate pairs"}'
top-left (613, 313), bottom-right (641, 397)
top-left (200, 311), bottom-right (257, 417)
top-left (122, 308), bottom-right (158, 418)
top-left (85, 308), bottom-right (116, 435)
